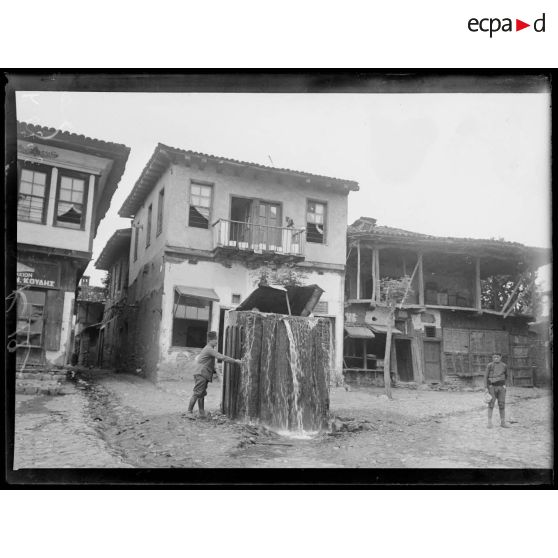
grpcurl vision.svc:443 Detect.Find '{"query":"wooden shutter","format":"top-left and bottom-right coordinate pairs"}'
top-left (44, 289), bottom-right (65, 351)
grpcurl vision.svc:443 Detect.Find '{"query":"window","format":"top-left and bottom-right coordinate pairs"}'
top-left (232, 294), bottom-right (241, 304)
top-left (425, 326), bottom-right (437, 338)
top-left (157, 188), bottom-right (164, 236)
top-left (146, 204), bottom-right (152, 247)
top-left (55, 171), bottom-right (88, 229)
top-left (17, 163), bottom-right (50, 224)
top-left (133, 226), bottom-right (139, 261)
top-left (306, 200), bottom-right (326, 243)
top-left (172, 291), bottom-right (210, 348)
top-left (189, 182), bottom-right (212, 228)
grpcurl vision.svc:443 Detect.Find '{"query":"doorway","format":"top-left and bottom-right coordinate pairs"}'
top-left (395, 338), bottom-right (413, 382)
top-left (423, 339), bottom-right (442, 382)
top-left (254, 201), bottom-right (281, 249)
top-left (230, 197), bottom-right (252, 244)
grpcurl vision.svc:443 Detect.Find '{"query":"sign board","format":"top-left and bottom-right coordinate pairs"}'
top-left (17, 260), bottom-right (60, 289)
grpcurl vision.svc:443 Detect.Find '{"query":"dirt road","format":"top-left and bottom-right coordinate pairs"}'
top-left (13, 370), bottom-right (553, 470)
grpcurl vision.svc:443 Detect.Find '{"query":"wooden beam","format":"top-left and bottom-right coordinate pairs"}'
top-left (418, 252), bottom-right (424, 306)
top-left (370, 248), bottom-right (378, 306)
top-left (503, 277), bottom-right (524, 318)
top-left (475, 257), bottom-right (482, 311)
top-left (357, 241), bottom-right (361, 300)
top-left (501, 275), bottom-right (523, 315)
top-left (285, 292), bottom-right (292, 315)
top-left (374, 248), bottom-right (381, 303)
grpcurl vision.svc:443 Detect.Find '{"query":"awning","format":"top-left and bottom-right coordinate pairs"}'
top-left (175, 286), bottom-right (220, 301)
top-left (370, 324), bottom-right (403, 335)
top-left (344, 325), bottom-right (375, 339)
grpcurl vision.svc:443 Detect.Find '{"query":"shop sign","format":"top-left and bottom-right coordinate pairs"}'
top-left (17, 260), bottom-right (59, 288)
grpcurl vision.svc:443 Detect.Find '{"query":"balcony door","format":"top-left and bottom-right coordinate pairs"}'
top-left (254, 201), bottom-right (281, 249)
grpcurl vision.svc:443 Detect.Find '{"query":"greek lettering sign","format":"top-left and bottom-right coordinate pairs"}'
top-left (17, 260), bottom-right (59, 289)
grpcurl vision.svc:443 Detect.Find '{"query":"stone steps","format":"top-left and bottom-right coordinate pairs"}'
top-left (15, 367), bottom-right (73, 396)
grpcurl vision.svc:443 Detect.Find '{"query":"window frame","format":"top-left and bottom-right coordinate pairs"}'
top-left (188, 180), bottom-right (214, 229)
top-left (53, 168), bottom-right (90, 230)
top-left (306, 198), bottom-right (328, 244)
top-left (17, 160), bottom-right (53, 225)
top-left (156, 188), bottom-right (165, 236)
top-left (146, 203), bottom-right (153, 247)
top-left (171, 290), bottom-right (212, 348)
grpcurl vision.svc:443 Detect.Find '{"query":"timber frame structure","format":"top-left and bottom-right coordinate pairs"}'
top-left (343, 217), bottom-right (550, 389)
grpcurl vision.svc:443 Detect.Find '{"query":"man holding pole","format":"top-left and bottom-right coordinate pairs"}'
top-left (187, 331), bottom-right (242, 417)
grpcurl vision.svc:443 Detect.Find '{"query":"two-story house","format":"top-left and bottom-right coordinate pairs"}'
top-left (15, 122), bottom-right (130, 367)
top-left (94, 228), bottom-right (132, 369)
top-left (343, 217), bottom-right (550, 389)
top-left (117, 143), bottom-right (358, 381)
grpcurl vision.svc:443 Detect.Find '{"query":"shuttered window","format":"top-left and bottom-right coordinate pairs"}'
top-left (189, 183), bottom-right (212, 229)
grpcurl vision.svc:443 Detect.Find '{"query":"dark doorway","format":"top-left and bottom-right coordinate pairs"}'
top-left (423, 339), bottom-right (442, 382)
top-left (395, 339), bottom-right (414, 382)
top-left (230, 197), bottom-right (252, 243)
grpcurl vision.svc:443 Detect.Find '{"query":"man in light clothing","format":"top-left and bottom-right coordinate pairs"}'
top-left (187, 331), bottom-right (241, 417)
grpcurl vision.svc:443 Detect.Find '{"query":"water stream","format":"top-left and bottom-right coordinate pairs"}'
top-left (228, 312), bottom-right (332, 437)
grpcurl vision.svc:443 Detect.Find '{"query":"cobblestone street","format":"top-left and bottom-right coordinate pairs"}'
top-left (12, 370), bottom-right (553, 470)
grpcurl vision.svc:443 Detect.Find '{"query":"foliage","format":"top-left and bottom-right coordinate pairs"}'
top-left (101, 272), bottom-right (111, 295)
top-left (379, 276), bottom-right (414, 307)
top-left (251, 264), bottom-right (309, 288)
top-left (481, 271), bottom-right (536, 314)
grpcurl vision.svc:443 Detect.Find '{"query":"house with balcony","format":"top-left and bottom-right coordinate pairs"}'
top-left (15, 122), bottom-right (130, 367)
top-left (94, 228), bottom-right (132, 369)
top-left (117, 143), bottom-right (358, 381)
top-left (343, 217), bottom-right (550, 389)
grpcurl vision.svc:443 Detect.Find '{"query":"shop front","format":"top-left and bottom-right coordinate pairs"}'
top-left (15, 255), bottom-right (74, 367)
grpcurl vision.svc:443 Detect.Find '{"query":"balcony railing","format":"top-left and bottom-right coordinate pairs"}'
top-left (212, 219), bottom-right (305, 257)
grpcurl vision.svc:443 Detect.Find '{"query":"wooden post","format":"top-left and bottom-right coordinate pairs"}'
top-left (475, 256), bottom-right (482, 311)
top-left (357, 241), bottom-right (361, 300)
top-left (374, 248), bottom-right (381, 303)
top-left (363, 338), bottom-right (368, 370)
top-left (418, 253), bottom-right (424, 306)
top-left (371, 247), bottom-right (377, 303)
top-left (383, 306), bottom-right (394, 399)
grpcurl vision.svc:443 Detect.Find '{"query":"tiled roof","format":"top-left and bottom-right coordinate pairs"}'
top-left (119, 143), bottom-right (359, 217)
top-left (348, 217), bottom-right (551, 263)
top-left (17, 121), bottom-right (130, 236)
top-left (95, 228), bottom-right (132, 270)
top-left (17, 121), bottom-right (130, 153)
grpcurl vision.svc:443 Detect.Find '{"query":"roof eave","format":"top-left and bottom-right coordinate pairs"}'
top-left (119, 143), bottom-right (359, 217)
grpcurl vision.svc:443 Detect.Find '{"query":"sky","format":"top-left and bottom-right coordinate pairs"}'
top-left (16, 91), bottom-right (551, 286)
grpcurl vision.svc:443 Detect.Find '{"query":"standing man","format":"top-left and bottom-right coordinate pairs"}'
top-left (188, 331), bottom-right (241, 417)
top-left (485, 352), bottom-right (510, 428)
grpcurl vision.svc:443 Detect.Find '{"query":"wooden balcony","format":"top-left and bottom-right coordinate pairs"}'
top-left (212, 219), bottom-right (305, 263)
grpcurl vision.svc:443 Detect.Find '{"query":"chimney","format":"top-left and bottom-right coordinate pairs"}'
top-left (360, 217), bottom-right (377, 227)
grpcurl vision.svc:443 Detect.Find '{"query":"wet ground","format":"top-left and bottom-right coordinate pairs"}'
top-left (12, 369), bottom-right (553, 469)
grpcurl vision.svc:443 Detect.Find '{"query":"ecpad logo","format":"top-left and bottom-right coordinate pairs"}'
top-left (468, 13), bottom-right (546, 37)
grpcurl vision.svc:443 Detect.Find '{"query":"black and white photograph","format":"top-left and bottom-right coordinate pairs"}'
top-left (4, 73), bottom-right (553, 483)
